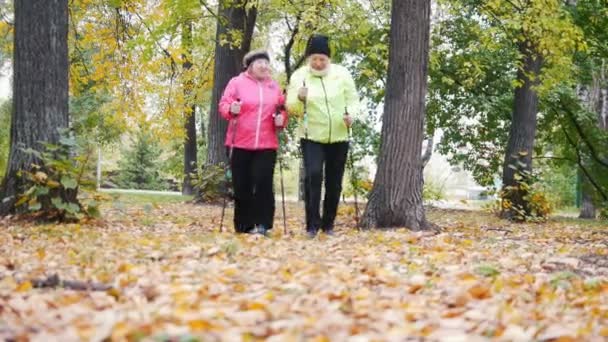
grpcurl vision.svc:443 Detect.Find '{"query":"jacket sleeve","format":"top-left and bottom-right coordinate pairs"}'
top-left (219, 77), bottom-right (238, 121)
top-left (342, 68), bottom-right (362, 121)
top-left (286, 69), bottom-right (305, 119)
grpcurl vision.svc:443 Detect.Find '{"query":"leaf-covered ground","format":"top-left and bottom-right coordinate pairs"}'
top-left (1, 198), bottom-right (607, 341)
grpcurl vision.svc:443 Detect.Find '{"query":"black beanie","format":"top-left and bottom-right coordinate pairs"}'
top-left (305, 34), bottom-right (331, 58)
top-left (243, 49), bottom-right (270, 69)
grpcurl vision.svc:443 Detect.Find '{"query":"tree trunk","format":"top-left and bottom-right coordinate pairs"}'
top-left (579, 186), bottom-right (596, 219)
top-left (205, 0), bottom-right (257, 166)
top-left (182, 20), bottom-right (197, 196)
top-left (0, 0), bottom-right (69, 216)
top-left (500, 41), bottom-right (542, 221)
top-left (361, 0), bottom-right (430, 230)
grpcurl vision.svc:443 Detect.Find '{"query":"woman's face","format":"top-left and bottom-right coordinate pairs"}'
top-left (248, 59), bottom-right (271, 80)
top-left (308, 54), bottom-right (330, 71)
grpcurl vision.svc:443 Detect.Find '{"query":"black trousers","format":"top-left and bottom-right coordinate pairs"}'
top-left (230, 148), bottom-right (277, 232)
top-left (301, 139), bottom-right (349, 232)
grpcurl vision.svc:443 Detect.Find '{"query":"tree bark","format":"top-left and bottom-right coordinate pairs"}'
top-left (500, 41), bottom-right (542, 221)
top-left (0, 0), bottom-right (69, 216)
top-left (205, 0), bottom-right (257, 166)
top-left (182, 20), bottom-right (197, 196)
top-left (361, 0), bottom-right (430, 230)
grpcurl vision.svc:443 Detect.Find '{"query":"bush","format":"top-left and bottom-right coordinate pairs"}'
top-left (500, 164), bottom-right (553, 222)
top-left (423, 177), bottom-right (446, 201)
top-left (14, 133), bottom-right (101, 221)
top-left (599, 205), bottom-right (608, 221)
top-left (191, 163), bottom-right (228, 204)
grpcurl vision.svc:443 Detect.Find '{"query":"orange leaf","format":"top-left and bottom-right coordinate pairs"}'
top-left (468, 284), bottom-right (492, 299)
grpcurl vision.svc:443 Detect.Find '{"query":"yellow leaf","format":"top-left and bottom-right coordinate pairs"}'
top-left (16, 281), bottom-right (33, 292)
top-left (242, 301), bottom-right (267, 311)
top-left (36, 248), bottom-right (46, 260)
top-left (47, 180), bottom-right (61, 188)
top-left (188, 319), bottom-right (214, 331)
top-left (117, 263), bottom-right (133, 273)
top-left (111, 322), bottom-right (131, 340)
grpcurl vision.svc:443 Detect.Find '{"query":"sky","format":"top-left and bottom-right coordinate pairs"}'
top-left (0, 62), bottom-right (10, 100)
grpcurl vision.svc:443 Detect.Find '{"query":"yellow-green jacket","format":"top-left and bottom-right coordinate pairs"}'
top-left (286, 64), bottom-right (361, 143)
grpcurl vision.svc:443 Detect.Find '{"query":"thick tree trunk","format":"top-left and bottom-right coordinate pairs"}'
top-left (182, 20), bottom-right (197, 196)
top-left (361, 0), bottom-right (430, 230)
top-left (205, 0), bottom-right (257, 166)
top-left (0, 0), bottom-right (69, 216)
top-left (579, 186), bottom-right (596, 219)
top-left (500, 42), bottom-right (542, 221)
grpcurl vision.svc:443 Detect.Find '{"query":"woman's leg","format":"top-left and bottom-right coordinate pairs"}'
top-left (322, 141), bottom-right (349, 232)
top-left (301, 139), bottom-right (325, 233)
top-left (251, 149), bottom-right (277, 230)
top-left (231, 148), bottom-right (255, 233)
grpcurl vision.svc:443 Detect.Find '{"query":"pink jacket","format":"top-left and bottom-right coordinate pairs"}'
top-left (219, 72), bottom-right (287, 150)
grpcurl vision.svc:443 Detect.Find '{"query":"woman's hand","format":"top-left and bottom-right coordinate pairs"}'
top-left (274, 113), bottom-right (285, 127)
top-left (297, 86), bottom-right (308, 102)
top-left (230, 100), bottom-right (241, 116)
top-left (343, 113), bottom-right (353, 128)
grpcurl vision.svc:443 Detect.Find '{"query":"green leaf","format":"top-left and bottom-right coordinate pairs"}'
top-left (66, 203), bottom-right (81, 214)
top-left (28, 202), bottom-right (41, 211)
top-left (474, 265), bottom-right (500, 277)
top-left (59, 136), bottom-right (77, 147)
top-left (86, 205), bottom-right (101, 218)
top-left (61, 176), bottom-right (78, 190)
top-left (35, 186), bottom-right (50, 196)
top-left (51, 197), bottom-right (64, 209)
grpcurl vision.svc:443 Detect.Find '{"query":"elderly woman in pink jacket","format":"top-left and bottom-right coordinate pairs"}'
top-left (219, 49), bottom-right (287, 236)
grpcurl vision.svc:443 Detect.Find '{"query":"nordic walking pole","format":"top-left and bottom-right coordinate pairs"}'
top-left (302, 81), bottom-right (315, 233)
top-left (220, 98), bottom-right (240, 233)
top-left (275, 104), bottom-right (288, 235)
top-left (345, 106), bottom-right (360, 228)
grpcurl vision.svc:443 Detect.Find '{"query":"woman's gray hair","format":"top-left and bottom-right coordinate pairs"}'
top-left (243, 49), bottom-right (270, 69)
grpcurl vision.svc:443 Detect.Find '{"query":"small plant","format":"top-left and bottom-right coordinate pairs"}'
top-left (14, 133), bottom-right (101, 221)
top-left (423, 177), bottom-right (446, 201)
top-left (500, 154), bottom-right (552, 222)
top-left (599, 204), bottom-right (608, 221)
top-left (191, 163), bottom-right (228, 204)
top-left (116, 128), bottom-right (167, 191)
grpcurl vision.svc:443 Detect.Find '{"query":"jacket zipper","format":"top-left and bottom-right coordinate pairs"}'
top-left (320, 77), bottom-right (332, 143)
top-left (255, 81), bottom-right (263, 149)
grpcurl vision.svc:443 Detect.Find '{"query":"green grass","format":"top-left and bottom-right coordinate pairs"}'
top-left (103, 191), bottom-right (192, 205)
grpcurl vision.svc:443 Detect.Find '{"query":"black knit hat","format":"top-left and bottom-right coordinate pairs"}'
top-left (305, 34), bottom-right (331, 58)
top-left (243, 49), bottom-right (270, 69)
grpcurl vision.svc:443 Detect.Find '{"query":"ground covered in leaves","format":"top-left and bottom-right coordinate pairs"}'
top-left (1, 196), bottom-right (608, 341)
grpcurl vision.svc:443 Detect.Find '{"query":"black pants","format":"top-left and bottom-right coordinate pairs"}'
top-left (230, 148), bottom-right (277, 232)
top-left (301, 139), bottom-right (349, 232)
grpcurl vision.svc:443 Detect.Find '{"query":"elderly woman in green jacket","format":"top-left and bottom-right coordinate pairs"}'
top-left (286, 34), bottom-right (361, 238)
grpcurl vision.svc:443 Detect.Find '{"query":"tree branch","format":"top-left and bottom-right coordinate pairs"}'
top-left (283, 13), bottom-right (300, 81)
top-left (561, 100), bottom-right (608, 168)
top-left (133, 12), bottom-right (177, 79)
top-left (68, 7), bottom-right (92, 77)
top-left (422, 135), bottom-right (434, 167)
top-left (2, 273), bottom-right (114, 292)
top-left (199, 0), bottom-right (219, 20)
